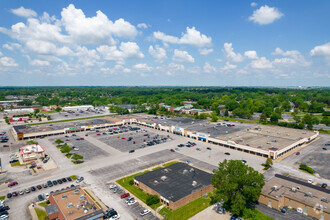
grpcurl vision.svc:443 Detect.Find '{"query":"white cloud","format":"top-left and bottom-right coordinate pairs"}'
top-left (244, 50), bottom-right (258, 59)
top-left (168, 63), bottom-right (185, 71)
top-left (249, 5), bottom-right (284, 25)
top-left (203, 62), bottom-right (216, 73)
top-left (148, 45), bottom-right (167, 61)
top-left (153, 27), bottom-right (212, 47)
top-left (272, 47), bottom-right (283, 55)
top-left (251, 57), bottom-right (272, 69)
top-left (310, 42), bottom-right (330, 57)
top-left (0, 51), bottom-right (2, 56)
top-left (3, 43), bottom-right (22, 51)
top-left (10, 6), bottom-right (37, 18)
top-left (97, 42), bottom-right (144, 63)
top-left (172, 49), bottom-right (194, 63)
top-left (61, 4), bottom-right (137, 45)
top-left (30, 59), bottom-right (50, 66)
top-left (101, 64), bottom-right (131, 74)
top-left (137, 23), bottom-right (148, 29)
top-left (133, 63), bottom-right (152, 72)
top-left (199, 48), bottom-right (213, 55)
top-left (251, 2), bottom-right (258, 7)
top-left (222, 62), bottom-right (237, 70)
top-left (271, 48), bottom-right (310, 66)
top-left (223, 43), bottom-right (243, 62)
top-left (0, 57), bottom-right (18, 67)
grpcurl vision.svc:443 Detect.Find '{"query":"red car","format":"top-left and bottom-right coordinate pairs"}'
top-left (296, 152), bottom-right (300, 155)
top-left (97, 134), bottom-right (101, 136)
top-left (3, 145), bottom-right (9, 147)
top-left (121, 193), bottom-right (130, 199)
top-left (121, 137), bottom-right (126, 139)
top-left (8, 181), bottom-right (18, 187)
top-left (80, 138), bottom-right (84, 140)
top-left (170, 149), bottom-right (175, 152)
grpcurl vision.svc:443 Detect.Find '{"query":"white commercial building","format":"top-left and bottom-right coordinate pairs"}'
top-left (62, 105), bottom-right (94, 112)
top-left (19, 144), bottom-right (45, 162)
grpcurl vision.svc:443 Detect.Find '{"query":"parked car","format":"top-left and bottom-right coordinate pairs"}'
top-left (36, 185), bottom-right (42, 190)
top-left (47, 181), bottom-right (53, 187)
top-left (170, 149), bottom-right (175, 152)
top-left (38, 194), bottom-right (44, 201)
top-left (128, 200), bottom-right (137, 206)
top-left (140, 209), bottom-right (150, 216)
top-left (113, 188), bottom-right (121, 193)
top-left (321, 183), bottom-right (327, 188)
top-left (281, 206), bottom-right (288, 213)
top-left (128, 150), bottom-right (135, 153)
top-left (125, 197), bottom-right (134, 204)
top-left (19, 190), bottom-right (24, 195)
top-left (12, 192), bottom-right (18, 197)
top-left (8, 182), bottom-right (18, 187)
top-left (241, 160), bottom-right (247, 164)
top-left (43, 183), bottom-right (48, 188)
top-left (6, 193), bottom-right (11, 199)
top-left (196, 148), bottom-right (201, 151)
top-left (2, 145), bottom-right (9, 148)
top-left (206, 147), bottom-right (212, 150)
top-left (322, 147), bottom-right (327, 150)
top-left (62, 178), bottom-right (67, 183)
top-left (9, 160), bottom-right (19, 164)
top-left (121, 193), bottom-right (130, 199)
top-left (67, 177), bottom-right (72, 181)
top-left (52, 180), bottom-right (58, 185)
top-left (31, 186), bottom-right (36, 191)
top-left (57, 179), bottom-right (63, 184)
top-left (25, 188), bottom-right (31, 193)
top-left (308, 179), bottom-right (313, 184)
top-left (109, 184), bottom-right (117, 189)
top-left (76, 177), bottom-right (84, 183)
top-left (225, 152), bottom-right (230, 155)
top-left (45, 193), bottom-right (49, 199)
top-left (296, 152), bottom-right (300, 155)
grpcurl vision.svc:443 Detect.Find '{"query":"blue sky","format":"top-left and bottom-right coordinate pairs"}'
top-left (0, 0), bottom-right (329, 86)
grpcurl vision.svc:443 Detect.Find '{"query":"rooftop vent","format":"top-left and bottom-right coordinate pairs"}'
top-left (62, 195), bottom-right (67, 199)
top-left (305, 192), bottom-right (313, 197)
top-left (84, 209), bottom-right (88, 214)
top-left (321, 197), bottom-right (328, 203)
top-left (291, 187), bottom-right (297, 192)
top-left (163, 169), bottom-right (169, 173)
top-left (161, 176), bottom-right (167, 181)
top-left (272, 186), bottom-right (278, 191)
top-left (74, 189), bottom-right (79, 193)
top-left (79, 195), bottom-right (85, 200)
top-left (183, 169), bottom-right (188, 175)
top-left (190, 168), bottom-right (194, 172)
top-left (154, 180), bottom-right (158, 184)
top-left (192, 181), bottom-right (197, 187)
top-left (67, 203), bottom-right (73, 208)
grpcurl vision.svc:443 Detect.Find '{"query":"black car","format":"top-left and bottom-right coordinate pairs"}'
top-left (6, 193), bottom-right (12, 198)
top-left (29, 165), bottom-right (36, 169)
top-left (70, 184), bottom-right (75, 188)
top-left (0, 206), bottom-right (9, 212)
top-left (322, 147), bottom-right (327, 150)
top-left (31, 186), bottom-right (36, 191)
top-left (38, 194), bottom-right (44, 201)
top-left (9, 159), bottom-right (19, 163)
top-left (321, 183), bottom-right (328, 188)
top-left (52, 180), bottom-right (58, 185)
top-left (62, 178), bottom-right (67, 183)
top-left (12, 191), bottom-right (18, 197)
top-left (0, 211), bottom-right (8, 216)
top-left (281, 206), bottom-right (288, 213)
top-left (57, 179), bottom-right (63, 184)
top-left (225, 152), bottom-right (230, 155)
top-left (129, 149), bottom-right (135, 153)
top-left (36, 185), bottom-right (42, 190)
top-left (47, 181), bottom-right (53, 187)
top-left (206, 147), bottom-right (212, 150)
top-left (43, 183), bottom-right (48, 188)
top-left (67, 177), bottom-right (72, 181)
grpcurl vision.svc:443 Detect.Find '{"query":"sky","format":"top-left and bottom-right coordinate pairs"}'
top-left (0, 0), bottom-right (329, 87)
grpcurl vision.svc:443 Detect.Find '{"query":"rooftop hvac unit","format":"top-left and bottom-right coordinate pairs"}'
top-left (79, 195), bottom-right (85, 200)
top-left (154, 180), bottom-right (158, 184)
top-left (183, 169), bottom-right (188, 175)
top-left (62, 195), bottom-right (67, 199)
top-left (161, 176), bottom-right (167, 181)
top-left (296, 186), bottom-right (300, 190)
top-left (321, 197), bottom-right (328, 203)
top-left (272, 186), bottom-right (278, 191)
top-left (74, 189), bottom-right (79, 193)
top-left (305, 192), bottom-right (313, 197)
top-left (163, 169), bottom-right (169, 173)
top-left (67, 203), bottom-right (73, 208)
top-left (190, 168), bottom-right (194, 172)
top-left (192, 181), bottom-right (197, 187)
top-left (291, 187), bottom-right (297, 192)
top-left (84, 209), bottom-right (88, 214)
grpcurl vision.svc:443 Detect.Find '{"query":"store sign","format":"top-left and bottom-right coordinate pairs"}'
top-left (69, 126), bottom-right (82, 130)
top-left (227, 141), bottom-right (235, 145)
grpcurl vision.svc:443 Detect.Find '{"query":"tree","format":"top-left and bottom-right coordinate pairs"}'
top-left (262, 158), bottom-right (273, 170)
top-left (270, 113), bottom-right (280, 123)
top-left (259, 112), bottom-right (267, 123)
top-left (321, 116), bottom-right (330, 126)
top-left (72, 154), bottom-right (84, 160)
top-left (55, 139), bottom-right (64, 145)
top-left (224, 109), bottom-right (229, 117)
top-left (211, 112), bottom-right (218, 122)
top-left (55, 107), bottom-right (62, 112)
top-left (212, 160), bottom-right (265, 215)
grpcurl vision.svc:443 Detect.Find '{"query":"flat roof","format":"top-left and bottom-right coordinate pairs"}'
top-left (135, 162), bottom-right (212, 202)
top-left (262, 174), bottom-right (329, 213)
top-left (45, 204), bottom-right (59, 215)
top-left (51, 186), bottom-right (102, 220)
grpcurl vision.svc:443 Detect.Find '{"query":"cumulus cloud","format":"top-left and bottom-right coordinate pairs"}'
top-left (244, 50), bottom-right (258, 59)
top-left (137, 23), bottom-right (148, 29)
top-left (133, 63), bottom-right (152, 72)
top-left (168, 63), bottom-right (185, 71)
top-left (251, 57), bottom-right (272, 69)
top-left (223, 43), bottom-right (243, 62)
top-left (30, 59), bottom-right (50, 66)
top-left (249, 5), bottom-right (284, 25)
top-left (172, 49), bottom-right (194, 63)
top-left (222, 62), bottom-right (237, 70)
top-left (61, 4), bottom-right (137, 45)
top-left (0, 51), bottom-right (2, 56)
top-left (153, 27), bottom-right (212, 47)
top-left (251, 2), bottom-right (258, 7)
top-left (101, 65), bottom-right (131, 74)
top-left (203, 62), bottom-right (216, 73)
top-left (199, 48), bottom-right (213, 55)
top-left (148, 45), bottom-right (167, 61)
top-left (272, 48), bottom-right (310, 66)
top-left (3, 43), bottom-right (22, 51)
top-left (97, 42), bottom-right (144, 63)
top-left (10, 6), bottom-right (37, 18)
top-left (0, 57), bottom-right (18, 67)
top-left (310, 42), bottom-right (330, 57)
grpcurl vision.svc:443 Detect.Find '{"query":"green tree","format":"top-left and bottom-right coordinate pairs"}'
top-left (224, 109), bottom-right (229, 117)
top-left (55, 107), bottom-right (62, 112)
top-left (72, 154), bottom-right (84, 160)
top-left (55, 139), bottom-right (64, 145)
top-left (321, 116), bottom-right (330, 126)
top-left (259, 112), bottom-right (267, 123)
top-left (211, 112), bottom-right (218, 122)
top-left (212, 160), bottom-right (265, 215)
top-left (270, 113), bottom-right (280, 123)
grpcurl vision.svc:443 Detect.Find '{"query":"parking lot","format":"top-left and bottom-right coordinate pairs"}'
top-left (94, 128), bottom-right (171, 153)
top-left (46, 109), bottom-right (112, 121)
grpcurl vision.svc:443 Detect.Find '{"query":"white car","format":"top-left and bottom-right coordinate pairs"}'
top-left (109, 184), bottom-right (117, 189)
top-left (45, 193), bottom-right (49, 199)
top-left (111, 214), bottom-right (120, 220)
top-left (128, 200), bottom-right (137, 206)
top-left (308, 179), bottom-right (313, 184)
top-left (140, 209), bottom-right (150, 216)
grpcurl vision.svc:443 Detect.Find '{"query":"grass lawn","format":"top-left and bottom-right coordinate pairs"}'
top-left (40, 110), bottom-right (57, 114)
top-left (219, 117), bottom-right (259, 124)
top-left (163, 161), bottom-right (179, 167)
top-left (38, 200), bottom-right (50, 207)
top-left (159, 197), bottom-right (211, 220)
top-left (0, 196), bottom-right (5, 200)
top-left (70, 175), bottom-right (78, 180)
top-left (116, 171), bottom-right (161, 210)
top-left (152, 166), bottom-right (163, 171)
top-left (10, 161), bottom-right (24, 167)
top-left (29, 114), bottom-right (116, 126)
top-left (35, 208), bottom-right (49, 220)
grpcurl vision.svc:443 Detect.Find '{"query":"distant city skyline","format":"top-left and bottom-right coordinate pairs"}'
top-left (0, 0), bottom-right (329, 86)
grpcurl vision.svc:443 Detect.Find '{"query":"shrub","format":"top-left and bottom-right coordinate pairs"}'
top-left (72, 154), bottom-right (84, 160)
top-left (299, 164), bottom-right (314, 174)
top-left (129, 180), bottom-right (134, 185)
top-left (146, 194), bottom-right (160, 206)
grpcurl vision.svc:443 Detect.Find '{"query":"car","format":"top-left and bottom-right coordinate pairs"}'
top-left (52, 180), bottom-right (58, 185)
top-left (139, 145), bottom-right (145, 148)
top-left (0, 211), bottom-right (8, 216)
top-left (128, 200), bottom-right (136, 206)
top-left (9, 159), bottom-right (19, 164)
top-left (170, 149), bottom-right (175, 152)
top-left (225, 152), bottom-right (230, 155)
top-left (67, 177), bottom-right (72, 181)
top-left (128, 150), bottom-right (135, 153)
top-left (217, 207), bottom-right (225, 214)
top-left (241, 160), bottom-right (247, 164)
top-left (36, 185), bottom-right (42, 190)
top-left (97, 133), bottom-right (101, 136)
top-left (2, 145), bottom-right (9, 148)
top-left (75, 138), bottom-right (80, 141)
top-left (47, 181), bottom-right (53, 187)
top-left (121, 137), bottom-right (126, 139)
top-left (196, 148), bottom-right (201, 151)
top-left (8, 181), bottom-right (18, 187)
top-left (321, 183), bottom-right (327, 188)
top-left (62, 178), bottom-right (67, 183)
top-left (19, 190), bottom-right (24, 195)
top-left (38, 194), bottom-right (44, 201)
top-left (296, 152), bottom-right (300, 155)
top-left (0, 206), bottom-right (9, 212)
top-left (57, 179), bottom-right (63, 184)
top-left (43, 158), bottom-right (49, 163)
top-left (125, 197), bottom-right (134, 203)
top-left (6, 193), bottom-right (11, 199)
top-left (72, 134), bottom-right (76, 136)
top-left (45, 193), bottom-right (49, 199)
top-left (104, 210), bottom-right (118, 219)
top-left (109, 184), bottom-right (117, 189)
top-left (76, 177), bottom-right (84, 183)
top-left (111, 214), bottom-right (120, 220)
top-left (72, 147), bottom-right (79, 151)
top-left (80, 138), bottom-right (84, 140)
top-left (85, 134), bottom-right (88, 136)
top-left (25, 188), bottom-right (31, 193)
top-left (113, 188), bottom-right (121, 193)
top-left (31, 186), bottom-right (36, 191)
top-left (281, 206), bottom-right (288, 213)
top-left (230, 214), bottom-right (241, 220)
top-left (29, 165), bottom-right (36, 169)
top-left (140, 209), bottom-right (150, 216)
top-left (71, 184), bottom-right (75, 188)
top-left (322, 147), bottom-right (327, 150)
top-left (12, 192), bottom-right (18, 197)
top-left (206, 147), bottom-right (212, 150)
top-left (121, 193), bottom-right (130, 199)
top-left (308, 179), bottom-right (313, 184)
